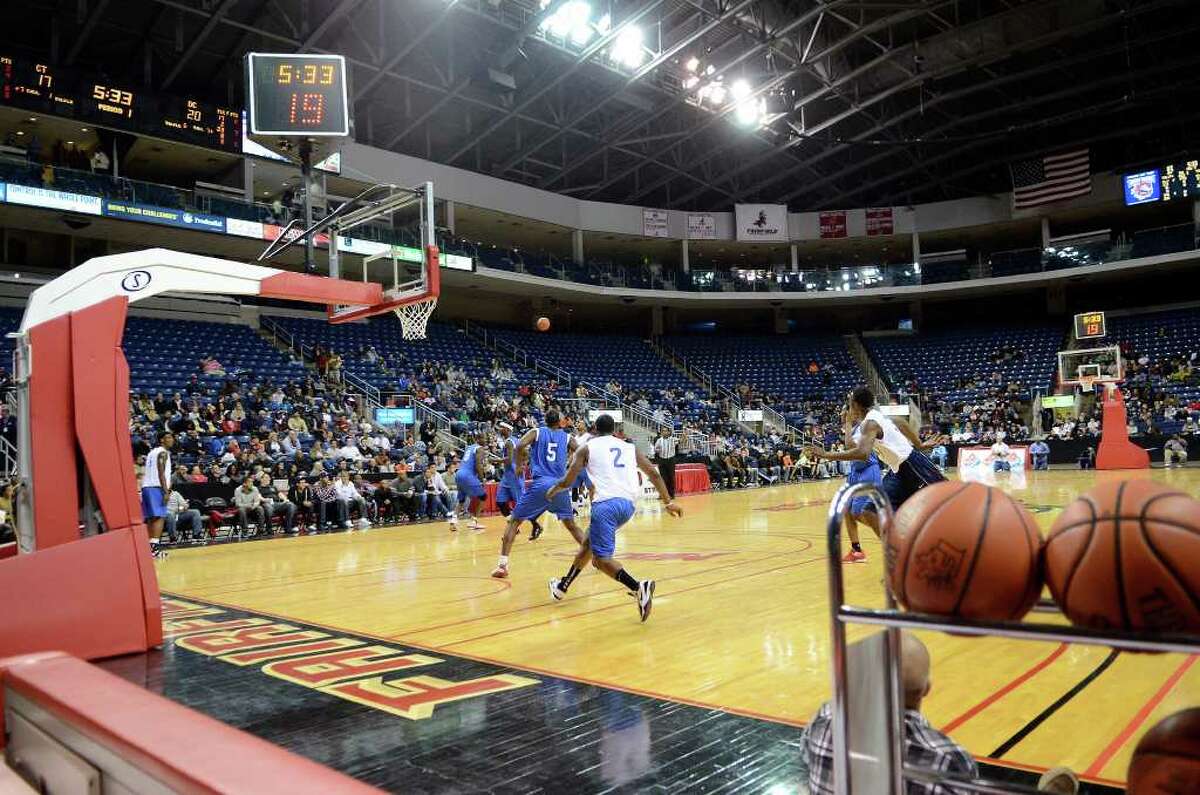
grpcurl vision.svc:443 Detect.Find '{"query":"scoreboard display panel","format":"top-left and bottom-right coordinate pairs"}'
top-left (246, 53), bottom-right (349, 136)
top-left (1074, 311), bottom-right (1106, 340)
top-left (0, 54), bottom-right (242, 154)
top-left (1162, 160), bottom-right (1200, 201)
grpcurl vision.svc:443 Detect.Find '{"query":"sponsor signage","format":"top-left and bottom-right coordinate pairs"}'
top-left (865, 207), bottom-right (894, 236)
top-left (104, 201), bottom-right (225, 233)
top-left (877, 404), bottom-right (910, 417)
top-left (642, 208), bottom-right (669, 238)
top-left (5, 183), bottom-right (102, 215)
top-left (1041, 395), bottom-right (1075, 409)
top-left (226, 217), bottom-right (265, 239)
top-left (734, 203), bottom-right (787, 242)
top-left (737, 409), bottom-right (764, 422)
top-left (686, 213), bottom-right (717, 240)
top-left (819, 210), bottom-right (847, 238)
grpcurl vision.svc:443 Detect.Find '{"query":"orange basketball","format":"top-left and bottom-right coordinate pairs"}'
top-left (886, 481), bottom-right (1043, 621)
top-left (1127, 708), bottom-right (1200, 794)
top-left (1044, 479), bottom-right (1200, 633)
top-left (536, 316), bottom-right (551, 332)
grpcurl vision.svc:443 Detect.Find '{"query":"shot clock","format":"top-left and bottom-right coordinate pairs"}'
top-left (246, 53), bottom-right (349, 137)
top-left (1074, 311), bottom-right (1106, 340)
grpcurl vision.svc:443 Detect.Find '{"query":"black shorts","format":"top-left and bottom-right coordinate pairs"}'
top-left (881, 451), bottom-right (946, 509)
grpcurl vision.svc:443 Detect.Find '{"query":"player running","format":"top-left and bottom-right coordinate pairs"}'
top-left (452, 432), bottom-right (488, 532)
top-left (545, 413), bottom-right (682, 622)
top-left (492, 409), bottom-right (586, 579)
top-left (495, 422), bottom-right (545, 540)
top-left (570, 419), bottom-right (596, 513)
top-left (805, 387), bottom-right (947, 511)
top-left (838, 406), bottom-right (881, 564)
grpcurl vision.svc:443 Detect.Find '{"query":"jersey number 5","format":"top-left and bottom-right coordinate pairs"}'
top-left (546, 442), bottom-right (557, 462)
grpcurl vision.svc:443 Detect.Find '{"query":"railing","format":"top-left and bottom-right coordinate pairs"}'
top-left (0, 432), bottom-right (15, 476)
top-left (259, 315), bottom-right (312, 364)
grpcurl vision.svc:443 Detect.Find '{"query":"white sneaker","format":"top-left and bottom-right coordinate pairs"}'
top-left (636, 580), bottom-right (655, 622)
top-left (342, 521), bottom-right (352, 529)
top-left (548, 578), bottom-right (567, 601)
top-left (358, 518), bottom-right (371, 529)
top-left (491, 563), bottom-right (508, 579)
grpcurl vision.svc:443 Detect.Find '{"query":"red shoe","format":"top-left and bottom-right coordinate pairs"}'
top-left (842, 550), bottom-right (867, 563)
top-left (491, 564), bottom-right (509, 579)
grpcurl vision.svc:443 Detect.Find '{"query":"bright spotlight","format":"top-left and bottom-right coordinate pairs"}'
top-left (706, 82), bottom-right (726, 104)
top-left (596, 12), bottom-right (611, 32)
top-left (685, 56), bottom-right (700, 72)
top-left (705, 64), bottom-right (715, 75)
top-left (734, 97), bottom-right (764, 126)
top-left (610, 25), bottom-right (645, 68)
top-left (541, 0), bottom-right (593, 44)
top-left (731, 79), bottom-right (751, 100)
top-left (684, 75), bottom-right (699, 89)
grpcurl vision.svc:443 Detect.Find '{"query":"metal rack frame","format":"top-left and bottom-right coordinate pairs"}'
top-left (825, 481), bottom-right (1200, 795)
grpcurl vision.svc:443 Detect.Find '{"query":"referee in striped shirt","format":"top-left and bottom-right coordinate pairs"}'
top-left (653, 428), bottom-right (678, 499)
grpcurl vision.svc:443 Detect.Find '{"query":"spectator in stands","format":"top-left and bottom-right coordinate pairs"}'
top-left (0, 483), bottom-right (14, 544)
top-left (233, 477), bottom-right (269, 537)
top-left (199, 355), bottom-right (225, 377)
top-left (287, 412), bottom-right (309, 434)
top-left (1165, 435), bottom-right (1188, 467)
top-left (188, 465), bottom-right (208, 483)
top-left (170, 465), bottom-right (190, 488)
top-left (164, 490), bottom-right (204, 543)
top-left (1029, 439), bottom-right (1050, 470)
top-left (425, 465), bottom-right (454, 518)
top-left (1078, 446), bottom-right (1095, 470)
top-left (290, 476), bottom-right (317, 532)
top-left (335, 471), bottom-right (370, 528)
top-left (338, 436), bottom-right (364, 462)
top-left (312, 473), bottom-right (342, 531)
top-left (257, 473), bottom-right (297, 534)
top-left (372, 480), bottom-right (402, 524)
top-left (801, 633), bottom-right (978, 794)
top-left (929, 443), bottom-right (948, 470)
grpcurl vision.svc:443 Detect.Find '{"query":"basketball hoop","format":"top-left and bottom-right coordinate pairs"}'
top-left (394, 296), bottom-right (437, 339)
top-left (1078, 375), bottom-right (1095, 394)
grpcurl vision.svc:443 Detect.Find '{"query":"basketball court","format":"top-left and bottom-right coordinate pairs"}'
top-left (140, 469), bottom-right (1199, 792)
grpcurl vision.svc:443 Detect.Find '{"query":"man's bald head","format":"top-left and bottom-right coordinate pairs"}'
top-left (900, 633), bottom-right (932, 710)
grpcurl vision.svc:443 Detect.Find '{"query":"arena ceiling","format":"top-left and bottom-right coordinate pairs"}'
top-left (7, 0), bottom-right (1200, 211)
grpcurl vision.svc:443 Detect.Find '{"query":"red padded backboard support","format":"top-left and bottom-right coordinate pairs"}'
top-left (1096, 386), bottom-right (1150, 470)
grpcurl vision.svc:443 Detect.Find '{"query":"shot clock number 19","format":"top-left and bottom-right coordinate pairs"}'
top-left (246, 53), bottom-right (349, 137)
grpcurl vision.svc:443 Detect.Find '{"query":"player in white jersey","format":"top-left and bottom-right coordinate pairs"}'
top-left (805, 388), bottom-right (947, 510)
top-left (545, 414), bottom-right (681, 622)
top-left (990, 436), bottom-right (1012, 473)
top-left (570, 420), bottom-right (596, 512)
top-left (141, 431), bottom-right (175, 560)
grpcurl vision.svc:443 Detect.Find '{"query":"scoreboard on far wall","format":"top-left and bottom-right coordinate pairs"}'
top-left (0, 54), bottom-right (242, 153)
top-left (1124, 159), bottom-right (1200, 205)
top-left (1074, 310), bottom-right (1106, 340)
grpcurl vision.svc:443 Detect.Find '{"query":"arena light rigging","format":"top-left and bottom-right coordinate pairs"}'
top-left (610, 25), bottom-right (647, 69)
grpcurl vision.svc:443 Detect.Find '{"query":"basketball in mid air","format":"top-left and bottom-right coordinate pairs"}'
top-left (536, 316), bottom-right (551, 332)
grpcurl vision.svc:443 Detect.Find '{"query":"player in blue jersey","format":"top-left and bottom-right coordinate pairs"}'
top-left (840, 406), bottom-right (882, 564)
top-left (452, 432), bottom-right (489, 532)
top-left (495, 422), bottom-right (544, 540)
top-left (492, 409), bottom-right (585, 579)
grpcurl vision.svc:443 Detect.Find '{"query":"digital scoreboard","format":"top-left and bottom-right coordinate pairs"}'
top-left (1074, 310), bottom-right (1106, 340)
top-left (0, 54), bottom-right (242, 153)
top-left (1162, 160), bottom-right (1200, 201)
top-left (246, 53), bottom-right (349, 137)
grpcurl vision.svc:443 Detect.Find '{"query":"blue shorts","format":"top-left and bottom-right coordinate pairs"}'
top-left (141, 486), bottom-right (167, 520)
top-left (496, 477), bottom-right (524, 505)
top-left (513, 476), bottom-right (573, 521)
top-left (572, 471), bottom-right (592, 489)
top-left (588, 498), bottom-right (636, 559)
top-left (847, 462), bottom-right (882, 516)
top-left (455, 473), bottom-right (486, 501)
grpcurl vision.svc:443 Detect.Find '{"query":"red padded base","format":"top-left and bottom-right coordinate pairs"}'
top-left (0, 652), bottom-right (379, 793)
top-left (1096, 388), bottom-right (1150, 470)
top-left (0, 529), bottom-right (161, 660)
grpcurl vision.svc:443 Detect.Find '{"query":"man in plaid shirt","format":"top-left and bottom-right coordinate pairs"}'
top-left (802, 634), bottom-right (978, 794)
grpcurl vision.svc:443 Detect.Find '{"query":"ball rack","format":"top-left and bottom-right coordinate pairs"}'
top-left (824, 481), bottom-right (1200, 795)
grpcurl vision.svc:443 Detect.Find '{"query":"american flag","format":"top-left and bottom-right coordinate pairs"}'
top-left (1010, 149), bottom-right (1091, 209)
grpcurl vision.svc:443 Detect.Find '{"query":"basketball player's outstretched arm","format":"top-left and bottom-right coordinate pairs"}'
top-left (634, 450), bottom-right (682, 517)
top-left (895, 419), bottom-right (947, 451)
top-left (546, 446), bottom-right (589, 499)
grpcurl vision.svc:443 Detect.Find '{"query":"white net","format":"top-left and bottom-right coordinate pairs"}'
top-left (395, 297), bottom-right (437, 339)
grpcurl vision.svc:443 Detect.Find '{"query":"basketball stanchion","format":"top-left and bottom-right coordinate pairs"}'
top-left (824, 481), bottom-right (1200, 795)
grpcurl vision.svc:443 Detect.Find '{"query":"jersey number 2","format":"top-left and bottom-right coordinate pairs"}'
top-left (610, 447), bottom-right (625, 468)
